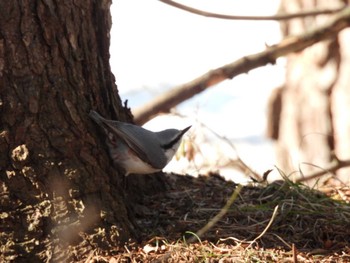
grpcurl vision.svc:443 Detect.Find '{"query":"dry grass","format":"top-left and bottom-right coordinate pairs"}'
top-left (82, 173), bottom-right (350, 262)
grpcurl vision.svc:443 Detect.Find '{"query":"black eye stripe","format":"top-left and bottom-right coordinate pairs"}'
top-left (162, 129), bottom-right (188, 149)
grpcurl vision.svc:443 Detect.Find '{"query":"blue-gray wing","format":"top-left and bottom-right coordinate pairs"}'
top-left (107, 121), bottom-right (168, 169)
top-left (89, 110), bottom-right (168, 169)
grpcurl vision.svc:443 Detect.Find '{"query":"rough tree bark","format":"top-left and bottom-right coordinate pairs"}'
top-left (0, 1), bottom-right (163, 261)
top-left (272, 0), bottom-right (350, 184)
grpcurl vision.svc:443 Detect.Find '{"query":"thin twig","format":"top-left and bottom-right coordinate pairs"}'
top-left (199, 120), bottom-right (262, 181)
top-left (187, 184), bottom-right (243, 243)
top-left (170, 110), bottom-right (263, 181)
top-left (272, 233), bottom-right (292, 249)
top-left (133, 7), bottom-right (350, 125)
top-left (246, 205), bottom-right (279, 249)
top-left (292, 243), bottom-right (298, 263)
top-left (159, 0), bottom-right (346, 21)
top-left (296, 158), bottom-right (350, 182)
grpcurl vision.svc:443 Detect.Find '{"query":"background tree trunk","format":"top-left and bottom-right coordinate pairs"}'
top-left (273, 0), bottom-right (349, 184)
top-left (0, 1), bottom-right (160, 261)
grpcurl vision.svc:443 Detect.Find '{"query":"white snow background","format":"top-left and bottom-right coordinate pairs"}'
top-left (110, 0), bottom-right (286, 183)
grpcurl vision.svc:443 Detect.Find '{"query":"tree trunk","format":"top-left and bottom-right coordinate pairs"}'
top-left (272, 0), bottom-right (350, 184)
top-left (0, 1), bottom-right (159, 261)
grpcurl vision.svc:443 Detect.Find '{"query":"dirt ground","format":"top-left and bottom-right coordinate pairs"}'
top-left (82, 173), bottom-right (350, 262)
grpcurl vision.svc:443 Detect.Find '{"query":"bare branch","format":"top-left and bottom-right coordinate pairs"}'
top-left (133, 7), bottom-right (350, 125)
top-left (159, 0), bottom-right (346, 21)
top-left (296, 158), bottom-right (350, 183)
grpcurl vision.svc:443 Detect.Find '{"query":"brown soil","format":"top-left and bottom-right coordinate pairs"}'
top-left (82, 173), bottom-right (350, 262)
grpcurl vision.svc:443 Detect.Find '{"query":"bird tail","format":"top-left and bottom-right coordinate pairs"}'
top-left (89, 110), bottom-right (106, 126)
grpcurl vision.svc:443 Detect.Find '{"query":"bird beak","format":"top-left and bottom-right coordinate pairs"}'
top-left (181, 125), bottom-right (191, 135)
